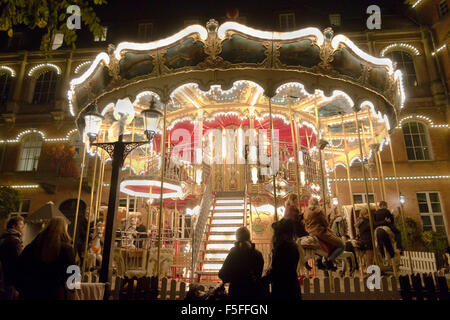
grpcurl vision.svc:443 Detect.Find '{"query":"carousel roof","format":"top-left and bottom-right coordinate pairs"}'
top-left (70, 19), bottom-right (404, 131)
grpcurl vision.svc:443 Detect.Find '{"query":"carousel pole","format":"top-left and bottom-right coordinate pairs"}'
top-left (82, 148), bottom-right (99, 274)
top-left (72, 141), bottom-right (87, 244)
top-left (314, 105), bottom-right (327, 213)
top-left (355, 112), bottom-right (379, 266)
top-left (387, 132), bottom-right (414, 274)
top-left (361, 121), bottom-right (377, 202)
top-left (341, 115), bottom-right (357, 238)
top-left (156, 102), bottom-right (168, 278)
top-left (268, 96), bottom-right (278, 221)
top-left (94, 130), bottom-right (107, 226)
top-left (288, 98), bottom-right (302, 208)
top-left (368, 114), bottom-right (385, 201)
top-left (328, 129), bottom-right (340, 210)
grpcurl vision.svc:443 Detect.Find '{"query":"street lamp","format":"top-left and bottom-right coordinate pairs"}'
top-left (332, 196), bottom-right (338, 207)
top-left (400, 193), bottom-right (406, 205)
top-left (141, 98), bottom-right (163, 140)
top-left (84, 97), bottom-right (161, 283)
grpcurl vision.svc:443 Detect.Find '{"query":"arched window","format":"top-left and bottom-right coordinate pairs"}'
top-left (385, 51), bottom-right (417, 87)
top-left (17, 133), bottom-right (43, 171)
top-left (402, 121), bottom-right (431, 161)
top-left (32, 70), bottom-right (58, 104)
top-left (0, 71), bottom-right (13, 111)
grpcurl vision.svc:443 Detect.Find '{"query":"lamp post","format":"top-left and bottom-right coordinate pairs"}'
top-left (84, 98), bottom-right (161, 283)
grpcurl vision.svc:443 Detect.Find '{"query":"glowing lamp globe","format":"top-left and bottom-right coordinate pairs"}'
top-left (332, 197), bottom-right (338, 206)
top-left (400, 194), bottom-right (405, 205)
top-left (113, 97), bottom-right (135, 124)
top-left (141, 99), bottom-right (162, 140)
top-left (84, 111), bottom-right (104, 142)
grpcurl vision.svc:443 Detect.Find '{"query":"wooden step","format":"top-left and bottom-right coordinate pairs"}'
top-left (204, 239), bottom-right (235, 244)
top-left (209, 223), bottom-right (243, 227)
top-left (201, 260), bottom-right (225, 264)
top-left (206, 231), bottom-right (236, 235)
top-left (213, 208), bottom-right (244, 212)
top-left (209, 216), bottom-right (243, 220)
top-left (201, 249), bottom-right (230, 254)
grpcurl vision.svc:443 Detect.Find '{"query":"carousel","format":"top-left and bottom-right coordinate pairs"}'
top-left (68, 20), bottom-right (406, 282)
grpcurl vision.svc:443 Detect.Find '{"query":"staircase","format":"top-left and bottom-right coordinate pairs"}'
top-left (196, 193), bottom-right (246, 283)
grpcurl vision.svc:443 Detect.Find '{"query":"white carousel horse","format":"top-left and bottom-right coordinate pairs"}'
top-left (297, 236), bottom-right (356, 277)
top-left (374, 226), bottom-right (401, 276)
top-left (121, 216), bottom-right (138, 249)
top-left (147, 247), bottom-right (175, 277)
top-left (86, 224), bottom-right (103, 271)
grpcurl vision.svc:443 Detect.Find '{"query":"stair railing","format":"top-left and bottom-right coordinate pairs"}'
top-left (190, 163), bottom-right (213, 281)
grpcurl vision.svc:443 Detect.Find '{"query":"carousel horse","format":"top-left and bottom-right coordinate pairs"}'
top-left (297, 235), bottom-right (356, 277)
top-left (147, 247), bottom-right (175, 277)
top-left (375, 226), bottom-right (401, 276)
top-left (121, 215), bottom-right (138, 249)
top-left (86, 222), bottom-right (104, 271)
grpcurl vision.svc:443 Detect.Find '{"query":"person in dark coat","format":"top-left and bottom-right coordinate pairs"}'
top-left (16, 217), bottom-right (76, 300)
top-left (219, 227), bottom-right (266, 300)
top-left (374, 201), bottom-right (403, 252)
top-left (355, 207), bottom-right (374, 268)
top-left (284, 193), bottom-right (308, 238)
top-left (0, 216), bottom-right (25, 300)
top-left (265, 219), bottom-right (301, 300)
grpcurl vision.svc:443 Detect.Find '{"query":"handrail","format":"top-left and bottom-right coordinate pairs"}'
top-left (190, 163), bottom-right (213, 281)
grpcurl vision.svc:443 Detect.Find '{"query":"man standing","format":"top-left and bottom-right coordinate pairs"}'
top-left (374, 201), bottom-right (403, 252)
top-left (0, 216), bottom-right (25, 300)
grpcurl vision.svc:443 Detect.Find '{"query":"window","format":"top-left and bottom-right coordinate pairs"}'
top-left (329, 14), bottom-right (341, 27)
top-left (17, 133), bottom-right (43, 171)
top-left (438, 0), bottom-right (449, 17)
top-left (0, 71), bottom-right (13, 111)
top-left (402, 121), bottom-right (431, 160)
top-left (16, 199), bottom-right (30, 214)
top-left (138, 23), bottom-right (153, 42)
top-left (119, 198), bottom-right (136, 211)
top-left (353, 193), bottom-right (375, 204)
top-left (417, 192), bottom-right (446, 234)
top-left (94, 27), bottom-right (108, 42)
top-left (32, 70), bottom-right (58, 104)
top-left (385, 51), bottom-right (417, 87)
top-left (279, 13), bottom-right (295, 31)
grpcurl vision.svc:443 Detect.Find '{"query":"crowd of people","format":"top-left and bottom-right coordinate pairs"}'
top-left (218, 194), bottom-right (405, 300)
top-left (0, 216), bottom-right (75, 300)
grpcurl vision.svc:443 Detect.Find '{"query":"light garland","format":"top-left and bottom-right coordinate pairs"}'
top-left (28, 63), bottom-right (61, 77)
top-left (6, 185), bottom-right (40, 189)
top-left (397, 114), bottom-right (450, 129)
top-left (114, 25), bottom-right (208, 59)
top-left (217, 22), bottom-right (324, 45)
top-left (330, 175), bottom-right (450, 182)
top-left (380, 43), bottom-right (420, 57)
top-left (331, 34), bottom-right (394, 75)
top-left (68, 52), bottom-right (110, 116)
top-left (0, 128), bottom-right (78, 144)
top-left (432, 44), bottom-right (447, 56)
top-left (412, 0), bottom-right (424, 8)
top-left (74, 61), bottom-right (92, 74)
top-left (120, 179), bottom-right (184, 199)
top-left (0, 65), bottom-right (16, 77)
top-left (394, 70), bottom-right (406, 109)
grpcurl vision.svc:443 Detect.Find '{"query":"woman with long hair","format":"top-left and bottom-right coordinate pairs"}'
top-left (265, 219), bottom-right (301, 300)
top-left (304, 197), bottom-right (344, 271)
top-left (16, 217), bottom-right (75, 300)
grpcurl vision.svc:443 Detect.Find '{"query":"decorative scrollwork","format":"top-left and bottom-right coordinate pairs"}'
top-left (318, 27), bottom-right (335, 72)
top-left (107, 44), bottom-right (121, 83)
top-left (92, 142), bottom-right (116, 160)
top-left (123, 141), bottom-right (148, 161)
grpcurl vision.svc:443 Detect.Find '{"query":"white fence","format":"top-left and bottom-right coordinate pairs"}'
top-left (400, 251), bottom-right (437, 274)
